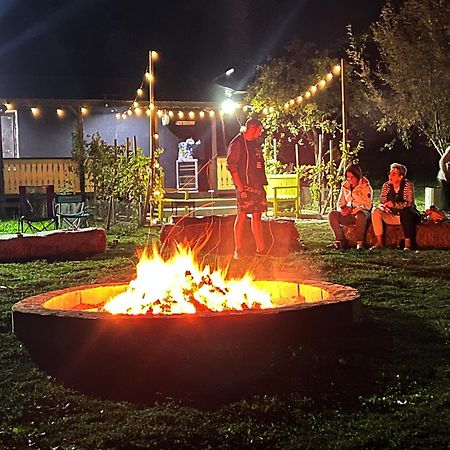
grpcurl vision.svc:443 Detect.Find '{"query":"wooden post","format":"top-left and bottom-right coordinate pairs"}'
top-left (142, 49), bottom-right (157, 226)
top-left (125, 137), bottom-right (130, 159)
top-left (317, 132), bottom-right (323, 213)
top-left (340, 58), bottom-right (347, 163)
top-left (133, 136), bottom-right (138, 156)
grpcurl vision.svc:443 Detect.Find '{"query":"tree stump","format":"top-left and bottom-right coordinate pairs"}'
top-left (160, 215), bottom-right (301, 256)
top-left (343, 221), bottom-right (450, 249)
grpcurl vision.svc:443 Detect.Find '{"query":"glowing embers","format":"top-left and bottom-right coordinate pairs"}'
top-left (103, 244), bottom-right (273, 315)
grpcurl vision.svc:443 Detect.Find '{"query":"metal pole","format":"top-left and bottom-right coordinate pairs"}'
top-left (340, 58), bottom-right (347, 163)
top-left (0, 109), bottom-right (5, 219)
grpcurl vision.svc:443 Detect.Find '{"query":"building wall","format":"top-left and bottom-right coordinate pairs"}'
top-left (17, 106), bottom-right (78, 157)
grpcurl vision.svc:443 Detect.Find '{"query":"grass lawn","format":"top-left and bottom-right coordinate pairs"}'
top-left (0, 220), bottom-right (449, 449)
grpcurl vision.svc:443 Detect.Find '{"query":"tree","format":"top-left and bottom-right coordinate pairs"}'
top-left (348, 0), bottom-right (450, 156)
top-left (246, 42), bottom-right (365, 212)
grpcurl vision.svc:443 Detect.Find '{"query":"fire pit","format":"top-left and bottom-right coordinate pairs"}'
top-left (12, 277), bottom-right (360, 403)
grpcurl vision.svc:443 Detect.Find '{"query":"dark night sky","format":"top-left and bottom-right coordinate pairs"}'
top-left (0, 0), bottom-right (387, 102)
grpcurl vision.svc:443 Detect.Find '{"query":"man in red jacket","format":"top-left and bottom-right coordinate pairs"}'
top-left (227, 118), bottom-right (268, 260)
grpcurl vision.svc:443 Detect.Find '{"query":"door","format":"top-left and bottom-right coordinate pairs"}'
top-left (1, 111), bottom-right (18, 158)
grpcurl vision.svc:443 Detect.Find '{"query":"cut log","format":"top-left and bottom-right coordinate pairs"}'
top-left (160, 215), bottom-right (301, 256)
top-left (0, 227), bottom-right (107, 262)
top-left (343, 221), bottom-right (450, 249)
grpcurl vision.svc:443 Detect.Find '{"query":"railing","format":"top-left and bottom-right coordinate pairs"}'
top-left (2, 158), bottom-right (93, 194)
top-left (216, 157), bottom-right (234, 190)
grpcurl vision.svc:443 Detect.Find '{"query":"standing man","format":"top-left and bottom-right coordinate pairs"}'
top-left (227, 118), bottom-right (268, 260)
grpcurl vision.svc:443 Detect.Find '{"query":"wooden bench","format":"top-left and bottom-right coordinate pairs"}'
top-left (265, 174), bottom-right (300, 218)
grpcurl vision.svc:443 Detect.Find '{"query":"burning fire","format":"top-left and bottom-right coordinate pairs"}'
top-left (103, 244), bottom-right (272, 315)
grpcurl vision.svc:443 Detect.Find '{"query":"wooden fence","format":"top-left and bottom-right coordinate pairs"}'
top-left (2, 158), bottom-right (92, 195)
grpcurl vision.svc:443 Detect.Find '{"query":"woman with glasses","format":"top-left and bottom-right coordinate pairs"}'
top-left (370, 163), bottom-right (421, 250)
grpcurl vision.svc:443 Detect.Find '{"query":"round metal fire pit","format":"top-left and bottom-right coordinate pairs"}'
top-left (12, 277), bottom-right (360, 403)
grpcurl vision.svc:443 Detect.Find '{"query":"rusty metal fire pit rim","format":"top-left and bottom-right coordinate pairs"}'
top-left (12, 278), bottom-right (360, 321)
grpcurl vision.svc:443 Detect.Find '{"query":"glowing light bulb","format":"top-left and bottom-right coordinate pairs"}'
top-left (168, 110), bottom-right (174, 118)
top-left (305, 91), bottom-right (311, 99)
top-left (115, 113), bottom-right (121, 119)
top-left (151, 51), bottom-right (158, 60)
top-left (146, 108), bottom-right (151, 116)
top-left (296, 96), bottom-right (303, 104)
top-left (157, 110), bottom-right (163, 118)
top-left (178, 111), bottom-right (184, 119)
top-left (333, 64), bottom-right (341, 75)
top-left (127, 109), bottom-right (132, 116)
top-left (221, 99), bottom-right (237, 115)
top-left (310, 85), bottom-right (317, 94)
top-left (289, 99), bottom-right (295, 106)
top-left (199, 110), bottom-right (205, 118)
top-left (133, 101), bottom-right (139, 108)
top-left (319, 79), bottom-right (326, 88)
top-left (56, 108), bottom-right (64, 118)
top-left (189, 111), bottom-right (195, 119)
top-left (81, 107), bottom-right (88, 115)
top-left (31, 107), bottom-right (40, 117)
top-left (209, 110), bottom-right (215, 117)
top-left (137, 88), bottom-right (144, 97)
top-left (326, 73), bottom-right (333, 81)
top-left (263, 107), bottom-right (268, 115)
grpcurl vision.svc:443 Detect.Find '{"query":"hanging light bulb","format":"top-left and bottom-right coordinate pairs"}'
top-left (115, 113), bottom-right (121, 119)
top-left (56, 108), bottom-right (65, 118)
top-left (133, 101), bottom-right (139, 108)
top-left (31, 107), bottom-right (40, 117)
top-left (189, 111), bottom-right (195, 119)
top-left (178, 111), bottom-right (184, 119)
top-left (209, 110), bottom-right (215, 117)
top-left (296, 96), bottom-right (303, 104)
top-left (199, 110), bottom-right (205, 119)
top-left (333, 64), bottom-right (341, 75)
top-left (289, 99), bottom-right (295, 106)
top-left (137, 88), bottom-right (144, 97)
top-left (168, 110), bottom-right (174, 118)
top-left (305, 91), bottom-right (311, 99)
top-left (310, 85), bottom-right (317, 94)
top-left (326, 72), bottom-right (333, 81)
top-left (319, 79), bottom-right (326, 88)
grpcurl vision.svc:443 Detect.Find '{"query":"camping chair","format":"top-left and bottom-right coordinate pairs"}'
top-left (54, 194), bottom-right (90, 230)
top-left (18, 185), bottom-right (56, 233)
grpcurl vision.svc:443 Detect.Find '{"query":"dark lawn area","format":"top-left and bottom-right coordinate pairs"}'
top-left (0, 221), bottom-right (449, 449)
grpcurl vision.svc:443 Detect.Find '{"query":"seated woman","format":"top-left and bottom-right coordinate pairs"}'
top-left (328, 164), bottom-right (373, 250)
top-left (371, 163), bottom-right (421, 250)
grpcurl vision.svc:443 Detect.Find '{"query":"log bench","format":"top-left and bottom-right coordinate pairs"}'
top-left (160, 215), bottom-right (301, 256)
top-left (0, 227), bottom-right (107, 262)
top-left (343, 221), bottom-right (450, 249)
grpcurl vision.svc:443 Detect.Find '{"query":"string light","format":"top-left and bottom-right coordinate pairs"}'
top-left (188, 111), bottom-right (195, 119)
top-left (31, 107), bottom-right (40, 117)
top-left (81, 107), bottom-right (88, 116)
top-left (137, 88), bottom-right (144, 97)
top-left (283, 62), bottom-right (342, 111)
top-left (56, 108), bottom-right (65, 118)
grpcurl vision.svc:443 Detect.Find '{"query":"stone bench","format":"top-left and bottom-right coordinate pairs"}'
top-left (343, 221), bottom-right (450, 249)
top-left (160, 215), bottom-right (301, 256)
top-left (0, 227), bottom-right (107, 262)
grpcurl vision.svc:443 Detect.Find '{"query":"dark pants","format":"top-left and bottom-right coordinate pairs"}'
top-left (439, 179), bottom-right (450, 211)
top-left (399, 207), bottom-right (421, 240)
top-left (328, 210), bottom-right (370, 242)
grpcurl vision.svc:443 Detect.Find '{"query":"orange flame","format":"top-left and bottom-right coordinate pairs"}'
top-left (104, 244), bottom-right (272, 315)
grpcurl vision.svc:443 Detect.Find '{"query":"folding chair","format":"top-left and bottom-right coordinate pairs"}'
top-left (54, 194), bottom-right (90, 230)
top-left (18, 185), bottom-right (56, 233)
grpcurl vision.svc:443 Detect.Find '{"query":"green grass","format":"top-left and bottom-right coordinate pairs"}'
top-left (0, 221), bottom-right (449, 449)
